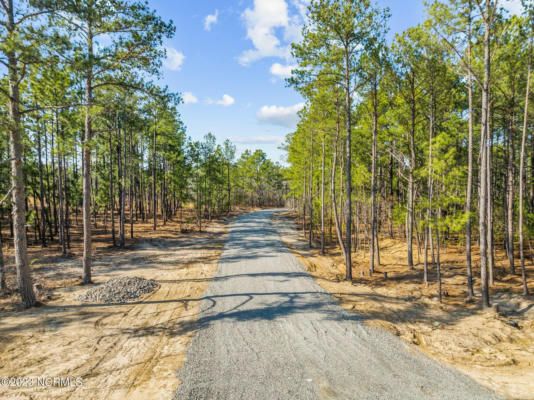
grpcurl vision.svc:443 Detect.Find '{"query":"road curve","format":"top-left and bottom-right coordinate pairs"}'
top-left (174, 210), bottom-right (500, 400)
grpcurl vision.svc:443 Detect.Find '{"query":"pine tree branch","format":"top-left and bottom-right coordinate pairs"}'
top-left (0, 186), bottom-right (14, 206)
top-left (20, 103), bottom-right (87, 115)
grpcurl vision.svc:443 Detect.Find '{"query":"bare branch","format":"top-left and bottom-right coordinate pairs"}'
top-left (432, 27), bottom-right (483, 88)
top-left (15, 10), bottom-right (53, 26)
top-left (0, 0), bottom-right (8, 13)
top-left (20, 103), bottom-right (87, 115)
top-left (0, 186), bottom-right (14, 206)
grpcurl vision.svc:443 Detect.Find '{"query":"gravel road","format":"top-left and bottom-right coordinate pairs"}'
top-left (174, 210), bottom-right (500, 400)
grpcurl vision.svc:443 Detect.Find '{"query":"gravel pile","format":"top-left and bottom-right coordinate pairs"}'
top-left (77, 276), bottom-right (159, 303)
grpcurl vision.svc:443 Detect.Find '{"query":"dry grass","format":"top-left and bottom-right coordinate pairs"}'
top-left (274, 211), bottom-right (534, 400)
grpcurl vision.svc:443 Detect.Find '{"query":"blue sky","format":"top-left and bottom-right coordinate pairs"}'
top-left (148, 0), bottom-right (521, 163)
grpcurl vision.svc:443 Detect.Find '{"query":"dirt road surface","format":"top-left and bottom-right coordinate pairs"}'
top-left (0, 224), bottom-right (227, 400)
top-left (174, 210), bottom-right (501, 400)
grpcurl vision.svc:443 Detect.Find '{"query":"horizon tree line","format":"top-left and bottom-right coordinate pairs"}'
top-left (0, 0), bottom-right (287, 308)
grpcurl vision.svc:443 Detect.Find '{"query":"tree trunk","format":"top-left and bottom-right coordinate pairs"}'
top-left (118, 124), bottom-right (125, 248)
top-left (321, 132), bottom-right (325, 254)
top-left (465, 0), bottom-right (475, 300)
top-left (506, 108), bottom-right (515, 275)
top-left (487, 104), bottom-right (494, 285)
top-left (388, 143), bottom-right (394, 238)
top-left (424, 224), bottom-right (429, 286)
top-left (331, 116), bottom-right (346, 260)
top-left (344, 46), bottom-right (352, 281)
top-left (425, 83), bottom-right (434, 286)
top-left (0, 232), bottom-right (5, 290)
top-left (519, 25), bottom-right (532, 295)
top-left (309, 129), bottom-right (313, 248)
top-left (435, 212), bottom-right (442, 304)
top-left (37, 123), bottom-right (47, 248)
top-left (109, 131), bottom-right (116, 247)
top-left (152, 121), bottom-right (157, 231)
top-left (129, 130), bottom-right (134, 239)
top-left (478, 0), bottom-right (492, 308)
top-left (43, 126), bottom-right (53, 241)
top-left (50, 128), bottom-right (58, 236)
top-left (227, 161), bottom-right (231, 213)
top-left (6, 0), bottom-right (36, 307)
top-left (64, 153), bottom-right (71, 249)
top-left (370, 76), bottom-right (378, 275)
top-left (407, 74), bottom-right (416, 270)
top-left (302, 172), bottom-right (306, 235)
top-left (57, 115), bottom-right (67, 255)
top-left (82, 25), bottom-right (94, 284)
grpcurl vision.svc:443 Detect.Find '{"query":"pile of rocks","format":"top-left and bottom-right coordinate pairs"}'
top-left (77, 276), bottom-right (159, 304)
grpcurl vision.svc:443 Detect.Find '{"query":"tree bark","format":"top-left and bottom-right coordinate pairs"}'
top-left (50, 128), bottom-right (58, 236)
top-left (309, 129), bottom-right (313, 248)
top-left (0, 231), bottom-right (5, 290)
top-left (152, 120), bottom-right (157, 231)
top-left (57, 114), bottom-right (67, 255)
top-left (82, 24), bottom-right (94, 284)
top-left (227, 161), bottom-right (231, 213)
top-left (43, 127), bottom-right (53, 241)
top-left (506, 107), bottom-right (515, 275)
top-left (109, 130), bottom-right (116, 247)
top-left (37, 122), bottom-right (47, 248)
top-left (129, 130), bottom-right (134, 239)
top-left (6, 0), bottom-right (36, 307)
top-left (302, 172), bottom-right (306, 235)
top-left (407, 73), bottom-right (416, 270)
top-left (331, 115), bottom-right (346, 261)
top-left (487, 103), bottom-right (494, 285)
top-left (344, 45), bottom-right (352, 281)
top-left (435, 212), bottom-right (442, 303)
top-left (478, 0), bottom-right (493, 308)
top-left (63, 153), bottom-right (71, 249)
top-left (321, 132), bottom-right (325, 255)
top-left (519, 24), bottom-right (532, 295)
top-left (425, 81), bottom-right (435, 286)
top-left (118, 123), bottom-right (125, 248)
top-left (370, 76), bottom-right (378, 275)
top-left (465, 0), bottom-right (475, 300)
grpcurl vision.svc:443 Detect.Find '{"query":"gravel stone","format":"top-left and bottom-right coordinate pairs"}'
top-left (174, 210), bottom-right (501, 400)
top-left (77, 276), bottom-right (159, 304)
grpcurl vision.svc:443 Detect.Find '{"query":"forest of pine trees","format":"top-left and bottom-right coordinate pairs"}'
top-left (0, 0), bottom-right (286, 308)
top-left (284, 0), bottom-right (534, 308)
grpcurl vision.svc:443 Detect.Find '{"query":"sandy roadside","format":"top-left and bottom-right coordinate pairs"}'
top-left (273, 211), bottom-right (534, 400)
top-left (0, 220), bottom-right (229, 400)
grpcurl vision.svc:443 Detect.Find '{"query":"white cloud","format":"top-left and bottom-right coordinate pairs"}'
top-left (270, 63), bottom-right (297, 78)
top-left (257, 102), bottom-right (305, 128)
top-left (218, 94), bottom-right (235, 106)
top-left (291, 0), bottom-right (309, 20)
top-left (163, 47), bottom-right (185, 71)
top-left (239, 0), bottom-right (288, 65)
top-left (238, 0), bottom-right (308, 65)
top-left (183, 92), bottom-right (198, 104)
top-left (231, 135), bottom-right (284, 145)
top-left (502, 0), bottom-right (523, 15)
top-left (207, 94), bottom-right (235, 106)
top-left (204, 10), bottom-right (219, 31)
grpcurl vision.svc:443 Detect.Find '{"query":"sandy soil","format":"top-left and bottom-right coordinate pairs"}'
top-left (274, 211), bottom-right (534, 400)
top-left (0, 211), bottom-right (244, 400)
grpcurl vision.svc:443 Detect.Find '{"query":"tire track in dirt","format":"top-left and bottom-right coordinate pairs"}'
top-left (0, 224), bottom-right (228, 400)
